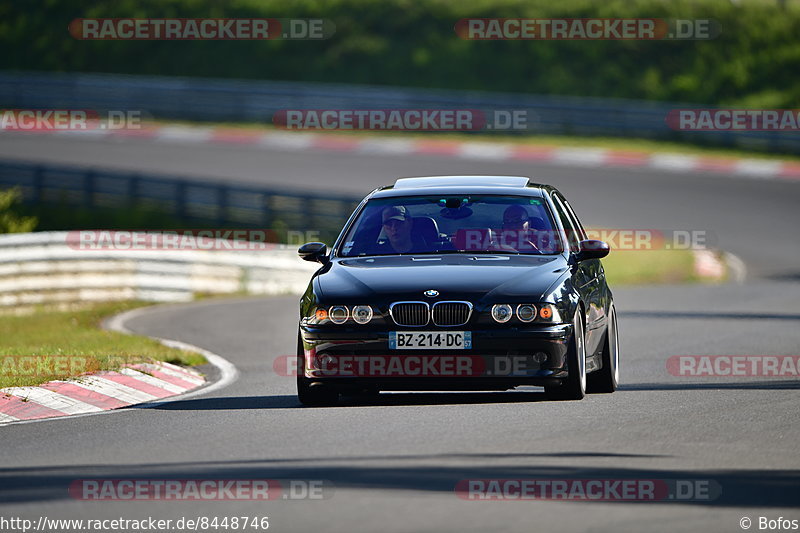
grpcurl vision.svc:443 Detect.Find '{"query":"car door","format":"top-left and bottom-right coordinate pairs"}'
top-left (551, 192), bottom-right (605, 360)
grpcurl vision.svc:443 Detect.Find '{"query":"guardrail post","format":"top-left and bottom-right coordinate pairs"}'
top-left (83, 169), bottom-right (95, 207)
top-left (217, 185), bottom-right (228, 225)
top-left (127, 173), bottom-right (140, 209)
top-left (32, 165), bottom-right (44, 204)
top-left (175, 181), bottom-right (187, 221)
top-left (304, 196), bottom-right (317, 233)
top-left (262, 193), bottom-right (272, 228)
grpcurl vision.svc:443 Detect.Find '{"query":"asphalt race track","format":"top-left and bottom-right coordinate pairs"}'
top-left (1, 134), bottom-right (799, 532)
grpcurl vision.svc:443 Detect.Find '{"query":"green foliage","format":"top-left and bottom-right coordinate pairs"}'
top-left (0, 188), bottom-right (37, 233)
top-left (1, 0), bottom-right (798, 105)
top-left (0, 301), bottom-right (205, 388)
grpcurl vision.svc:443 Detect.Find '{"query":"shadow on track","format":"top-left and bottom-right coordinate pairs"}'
top-left (621, 311), bottom-right (800, 321)
top-left (2, 460), bottom-right (798, 508)
top-left (146, 379), bottom-right (799, 413)
top-left (140, 391), bottom-right (554, 411)
top-left (620, 381), bottom-right (800, 391)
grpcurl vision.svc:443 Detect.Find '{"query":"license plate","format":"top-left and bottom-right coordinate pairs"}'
top-left (389, 331), bottom-right (471, 350)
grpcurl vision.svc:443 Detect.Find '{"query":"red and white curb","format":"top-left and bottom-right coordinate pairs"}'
top-left (5, 125), bottom-right (799, 181)
top-left (0, 304), bottom-right (238, 427)
top-left (693, 250), bottom-right (746, 283)
top-left (0, 362), bottom-right (205, 425)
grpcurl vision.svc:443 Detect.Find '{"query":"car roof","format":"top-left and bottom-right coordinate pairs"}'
top-left (371, 175), bottom-right (549, 199)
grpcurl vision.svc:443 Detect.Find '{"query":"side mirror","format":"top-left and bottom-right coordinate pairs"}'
top-left (298, 242), bottom-right (329, 263)
top-left (575, 239), bottom-right (610, 262)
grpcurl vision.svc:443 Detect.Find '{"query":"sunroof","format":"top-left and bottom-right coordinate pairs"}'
top-left (394, 176), bottom-right (530, 189)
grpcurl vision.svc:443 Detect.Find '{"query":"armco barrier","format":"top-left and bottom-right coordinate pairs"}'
top-left (0, 232), bottom-right (318, 308)
top-left (0, 160), bottom-right (361, 232)
top-left (1, 71), bottom-right (799, 154)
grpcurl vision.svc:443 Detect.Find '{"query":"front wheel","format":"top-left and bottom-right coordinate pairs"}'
top-left (587, 304), bottom-right (619, 394)
top-left (545, 308), bottom-right (586, 401)
top-left (296, 334), bottom-right (339, 407)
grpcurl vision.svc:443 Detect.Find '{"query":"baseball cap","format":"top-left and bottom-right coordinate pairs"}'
top-left (382, 206), bottom-right (409, 223)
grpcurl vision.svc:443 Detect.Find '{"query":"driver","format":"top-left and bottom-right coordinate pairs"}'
top-left (373, 206), bottom-right (427, 254)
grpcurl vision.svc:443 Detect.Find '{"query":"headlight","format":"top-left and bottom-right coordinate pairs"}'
top-left (516, 304), bottom-right (537, 323)
top-left (352, 305), bottom-right (373, 324)
top-left (491, 304), bottom-right (513, 323)
top-left (538, 303), bottom-right (561, 322)
top-left (329, 306), bottom-right (349, 324)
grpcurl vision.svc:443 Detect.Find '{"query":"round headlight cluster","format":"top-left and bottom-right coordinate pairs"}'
top-left (490, 303), bottom-right (560, 323)
top-left (491, 304), bottom-right (513, 323)
top-left (329, 306), bottom-right (349, 324)
top-left (319, 305), bottom-right (374, 325)
top-left (516, 304), bottom-right (537, 322)
top-left (352, 305), bottom-right (373, 324)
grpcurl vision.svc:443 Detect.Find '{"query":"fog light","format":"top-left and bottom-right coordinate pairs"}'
top-left (352, 305), bottom-right (373, 324)
top-left (491, 304), bottom-right (513, 323)
top-left (316, 354), bottom-right (337, 371)
top-left (516, 304), bottom-right (537, 323)
top-left (532, 352), bottom-right (549, 363)
top-left (329, 306), bottom-right (349, 324)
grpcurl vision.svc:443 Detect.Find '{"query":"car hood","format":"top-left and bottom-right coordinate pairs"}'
top-left (316, 254), bottom-right (568, 304)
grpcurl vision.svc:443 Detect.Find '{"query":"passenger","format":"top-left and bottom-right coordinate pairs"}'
top-left (499, 205), bottom-right (539, 251)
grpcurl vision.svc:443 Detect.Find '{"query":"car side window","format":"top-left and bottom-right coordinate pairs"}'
top-left (550, 194), bottom-right (581, 251)
top-left (556, 193), bottom-right (587, 242)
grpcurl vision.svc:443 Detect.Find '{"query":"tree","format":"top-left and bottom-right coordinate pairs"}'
top-left (0, 188), bottom-right (37, 233)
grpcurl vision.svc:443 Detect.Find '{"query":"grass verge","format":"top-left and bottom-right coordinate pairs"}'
top-left (0, 301), bottom-right (206, 389)
top-left (603, 249), bottom-right (713, 286)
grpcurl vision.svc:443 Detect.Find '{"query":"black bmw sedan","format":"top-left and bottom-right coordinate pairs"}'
top-left (296, 175), bottom-right (619, 406)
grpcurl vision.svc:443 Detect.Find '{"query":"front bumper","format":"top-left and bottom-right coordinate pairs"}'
top-left (299, 323), bottom-right (572, 390)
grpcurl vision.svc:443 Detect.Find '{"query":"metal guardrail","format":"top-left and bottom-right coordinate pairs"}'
top-left (0, 160), bottom-right (361, 232)
top-left (0, 231), bottom-right (318, 308)
top-left (1, 71), bottom-right (799, 154)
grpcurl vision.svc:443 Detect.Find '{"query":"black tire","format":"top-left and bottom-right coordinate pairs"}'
top-left (296, 334), bottom-right (339, 407)
top-left (545, 308), bottom-right (587, 401)
top-left (587, 304), bottom-right (619, 394)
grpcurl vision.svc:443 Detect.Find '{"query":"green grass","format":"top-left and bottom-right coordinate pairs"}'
top-left (603, 249), bottom-right (716, 286)
top-left (0, 301), bottom-right (206, 389)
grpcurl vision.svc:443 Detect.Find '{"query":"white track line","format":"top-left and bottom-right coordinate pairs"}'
top-left (133, 362), bottom-right (206, 386)
top-left (0, 412), bottom-right (20, 423)
top-left (0, 301), bottom-right (239, 427)
top-left (723, 251), bottom-right (748, 284)
top-left (106, 304), bottom-right (239, 407)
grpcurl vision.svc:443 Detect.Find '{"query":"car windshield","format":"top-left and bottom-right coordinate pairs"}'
top-left (339, 195), bottom-right (564, 257)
